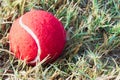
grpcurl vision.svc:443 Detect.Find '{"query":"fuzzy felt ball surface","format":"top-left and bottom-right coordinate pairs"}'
top-left (9, 10), bottom-right (66, 64)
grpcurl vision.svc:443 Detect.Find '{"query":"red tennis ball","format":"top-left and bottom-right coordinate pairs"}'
top-left (9, 10), bottom-right (66, 65)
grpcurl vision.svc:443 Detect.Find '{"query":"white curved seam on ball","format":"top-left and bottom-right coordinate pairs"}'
top-left (19, 16), bottom-right (41, 63)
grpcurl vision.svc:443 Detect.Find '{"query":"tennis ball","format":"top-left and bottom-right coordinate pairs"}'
top-left (9, 10), bottom-right (66, 65)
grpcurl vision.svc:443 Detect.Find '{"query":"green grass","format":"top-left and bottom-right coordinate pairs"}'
top-left (0, 0), bottom-right (120, 79)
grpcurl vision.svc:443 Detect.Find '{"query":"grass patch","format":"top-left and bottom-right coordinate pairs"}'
top-left (0, 0), bottom-right (120, 79)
